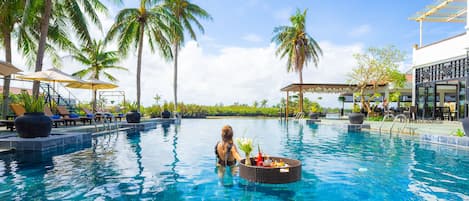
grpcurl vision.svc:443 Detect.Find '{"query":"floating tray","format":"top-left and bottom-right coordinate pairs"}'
top-left (239, 156), bottom-right (301, 184)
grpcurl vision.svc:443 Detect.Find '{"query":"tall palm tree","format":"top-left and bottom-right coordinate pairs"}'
top-left (272, 9), bottom-right (322, 113)
top-left (0, 0), bottom-right (25, 119)
top-left (162, 0), bottom-right (211, 114)
top-left (71, 40), bottom-right (127, 112)
top-left (25, 0), bottom-right (108, 97)
top-left (106, 0), bottom-right (182, 112)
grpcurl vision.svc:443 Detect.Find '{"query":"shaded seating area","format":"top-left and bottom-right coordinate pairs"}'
top-left (0, 104), bottom-right (27, 131)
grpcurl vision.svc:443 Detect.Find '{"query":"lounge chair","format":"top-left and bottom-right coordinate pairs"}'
top-left (80, 108), bottom-right (95, 125)
top-left (44, 106), bottom-right (65, 128)
top-left (95, 108), bottom-right (117, 122)
top-left (56, 106), bottom-right (80, 126)
top-left (0, 104), bottom-right (27, 131)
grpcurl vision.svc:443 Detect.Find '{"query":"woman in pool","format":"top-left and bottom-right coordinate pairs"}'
top-left (215, 125), bottom-right (242, 178)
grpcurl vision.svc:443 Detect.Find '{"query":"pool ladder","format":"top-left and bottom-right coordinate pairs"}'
top-left (379, 114), bottom-right (409, 134)
top-left (93, 116), bottom-right (119, 132)
top-left (294, 112), bottom-right (304, 120)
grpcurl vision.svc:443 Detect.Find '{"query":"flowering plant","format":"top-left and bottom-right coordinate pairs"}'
top-left (236, 137), bottom-right (254, 165)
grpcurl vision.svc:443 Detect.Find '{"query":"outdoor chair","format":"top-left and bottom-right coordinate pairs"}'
top-left (44, 106), bottom-right (65, 128)
top-left (0, 104), bottom-right (27, 131)
top-left (95, 108), bottom-right (117, 122)
top-left (56, 106), bottom-right (80, 126)
top-left (79, 108), bottom-right (95, 125)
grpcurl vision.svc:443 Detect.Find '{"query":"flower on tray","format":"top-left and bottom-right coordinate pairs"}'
top-left (236, 137), bottom-right (253, 154)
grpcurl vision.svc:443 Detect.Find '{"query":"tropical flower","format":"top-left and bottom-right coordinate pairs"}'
top-left (236, 137), bottom-right (253, 154)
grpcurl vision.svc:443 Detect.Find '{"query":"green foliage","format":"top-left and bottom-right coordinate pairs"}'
top-left (352, 104), bottom-right (361, 113)
top-left (125, 101), bottom-right (139, 112)
top-left (367, 116), bottom-right (384, 121)
top-left (338, 96), bottom-right (345, 102)
top-left (18, 91), bottom-right (45, 113)
top-left (310, 102), bottom-right (322, 113)
top-left (236, 137), bottom-right (253, 155)
top-left (347, 45), bottom-right (406, 113)
top-left (452, 129), bottom-right (465, 137)
top-left (145, 105), bottom-right (162, 118)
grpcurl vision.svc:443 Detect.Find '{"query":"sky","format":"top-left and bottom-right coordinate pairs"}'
top-left (4, 0), bottom-right (467, 108)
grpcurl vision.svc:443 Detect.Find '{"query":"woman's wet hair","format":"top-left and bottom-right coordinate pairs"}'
top-left (221, 125), bottom-right (233, 144)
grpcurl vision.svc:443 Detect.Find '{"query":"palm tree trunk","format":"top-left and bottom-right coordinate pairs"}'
top-left (2, 31), bottom-right (12, 119)
top-left (32, 0), bottom-right (52, 97)
top-left (136, 24), bottom-right (145, 112)
top-left (173, 43), bottom-right (178, 114)
top-left (92, 89), bottom-right (97, 113)
top-left (299, 69), bottom-right (304, 113)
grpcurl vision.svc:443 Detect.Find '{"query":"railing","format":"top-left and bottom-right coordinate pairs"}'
top-left (40, 82), bottom-right (80, 112)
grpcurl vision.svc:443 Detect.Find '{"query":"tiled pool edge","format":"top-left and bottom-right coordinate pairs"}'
top-left (420, 134), bottom-right (469, 148)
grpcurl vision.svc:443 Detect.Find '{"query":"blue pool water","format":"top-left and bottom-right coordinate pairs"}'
top-left (0, 119), bottom-right (468, 200)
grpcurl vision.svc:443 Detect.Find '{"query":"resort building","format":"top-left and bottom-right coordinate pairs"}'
top-left (410, 0), bottom-right (469, 120)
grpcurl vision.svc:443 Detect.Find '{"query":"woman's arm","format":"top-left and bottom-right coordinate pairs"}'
top-left (231, 144), bottom-right (242, 161)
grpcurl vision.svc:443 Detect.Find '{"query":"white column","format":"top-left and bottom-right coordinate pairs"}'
top-left (419, 20), bottom-right (423, 47)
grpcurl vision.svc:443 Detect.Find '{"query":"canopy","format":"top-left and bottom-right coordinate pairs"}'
top-left (0, 61), bottom-right (22, 76)
top-left (65, 78), bottom-right (118, 90)
top-left (17, 68), bottom-right (84, 83)
top-left (409, 0), bottom-right (467, 23)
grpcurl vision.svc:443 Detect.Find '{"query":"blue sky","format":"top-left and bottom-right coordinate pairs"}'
top-left (118, 0), bottom-right (464, 54)
top-left (8, 1), bottom-right (467, 107)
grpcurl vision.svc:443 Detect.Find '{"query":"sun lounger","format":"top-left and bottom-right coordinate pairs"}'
top-left (44, 106), bottom-right (65, 128)
top-left (80, 108), bottom-right (95, 125)
top-left (56, 106), bottom-right (80, 126)
top-left (0, 104), bottom-right (27, 131)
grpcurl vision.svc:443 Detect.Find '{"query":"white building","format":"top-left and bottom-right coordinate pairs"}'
top-left (411, 0), bottom-right (469, 120)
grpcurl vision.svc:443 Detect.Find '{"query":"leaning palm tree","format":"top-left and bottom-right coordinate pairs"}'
top-left (272, 9), bottom-right (322, 113)
top-left (106, 0), bottom-right (182, 112)
top-left (71, 40), bottom-right (127, 112)
top-left (162, 0), bottom-right (211, 114)
top-left (24, 0), bottom-right (108, 97)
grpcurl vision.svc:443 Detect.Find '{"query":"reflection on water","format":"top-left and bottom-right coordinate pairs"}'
top-left (0, 119), bottom-right (467, 200)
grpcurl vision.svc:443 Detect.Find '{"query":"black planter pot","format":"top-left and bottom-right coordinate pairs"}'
top-left (126, 111), bottom-right (141, 123)
top-left (15, 112), bottom-right (52, 138)
top-left (348, 113), bottom-right (365, 124)
top-left (309, 112), bottom-right (320, 119)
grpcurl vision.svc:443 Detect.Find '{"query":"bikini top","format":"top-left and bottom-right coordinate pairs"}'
top-left (214, 141), bottom-right (236, 167)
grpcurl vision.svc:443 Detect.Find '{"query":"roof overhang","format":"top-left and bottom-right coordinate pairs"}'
top-left (280, 83), bottom-right (388, 93)
top-left (409, 0), bottom-right (467, 23)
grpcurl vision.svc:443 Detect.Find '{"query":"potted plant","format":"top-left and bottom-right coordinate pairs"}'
top-left (309, 102), bottom-right (321, 119)
top-left (14, 91), bottom-right (52, 138)
top-left (348, 104), bottom-right (365, 124)
top-left (125, 101), bottom-right (141, 123)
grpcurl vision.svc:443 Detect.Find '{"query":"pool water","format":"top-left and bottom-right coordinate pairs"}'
top-left (0, 119), bottom-right (468, 200)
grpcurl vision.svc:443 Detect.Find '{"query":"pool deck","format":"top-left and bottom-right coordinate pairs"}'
top-left (0, 118), bottom-right (178, 153)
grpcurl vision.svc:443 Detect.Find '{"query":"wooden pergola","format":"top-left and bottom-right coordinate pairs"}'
top-left (280, 83), bottom-right (388, 119)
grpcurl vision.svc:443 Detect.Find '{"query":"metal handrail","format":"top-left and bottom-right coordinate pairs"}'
top-left (379, 114), bottom-right (394, 132)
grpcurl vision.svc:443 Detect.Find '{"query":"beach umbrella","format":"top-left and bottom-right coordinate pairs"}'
top-left (65, 78), bottom-right (118, 112)
top-left (0, 61), bottom-right (22, 76)
top-left (16, 68), bottom-right (84, 83)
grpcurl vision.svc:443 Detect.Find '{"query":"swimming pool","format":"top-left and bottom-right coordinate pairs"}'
top-left (0, 118), bottom-right (468, 200)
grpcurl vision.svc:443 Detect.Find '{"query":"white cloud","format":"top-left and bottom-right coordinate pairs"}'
top-left (2, 11), bottom-right (364, 109)
top-left (242, 34), bottom-right (263, 43)
top-left (349, 24), bottom-right (371, 37)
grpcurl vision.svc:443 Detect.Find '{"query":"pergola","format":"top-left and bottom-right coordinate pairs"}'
top-left (409, 0), bottom-right (467, 47)
top-left (280, 83), bottom-right (388, 119)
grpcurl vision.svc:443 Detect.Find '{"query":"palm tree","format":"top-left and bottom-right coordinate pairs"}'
top-left (106, 0), bottom-right (182, 112)
top-left (0, 0), bottom-right (25, 119)
top-left (162, 0), bottom-right (211, 113)
top-left (71, 40), bottom-right (127, 112)
top-left (26, 0), bottom-right (108, 97)
top-left (272, 9), bottom-right (322, 113)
